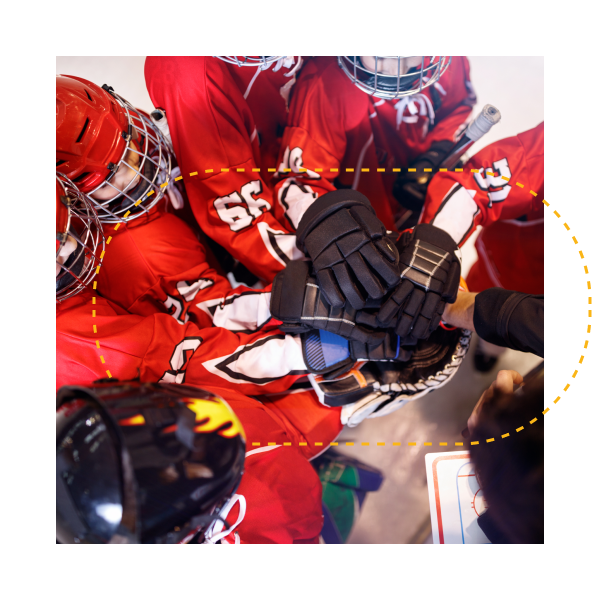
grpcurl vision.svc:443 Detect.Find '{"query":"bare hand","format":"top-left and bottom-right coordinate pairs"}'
top-left (466, 369), bottom-right (524, 435)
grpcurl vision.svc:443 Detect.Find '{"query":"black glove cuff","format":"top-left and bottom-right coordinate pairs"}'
top-left (410, 140), bottom-right (455, 169)
top-left (408, 223), bottom-right (459, 256)
top-left (270, 260), bottom-right (310, 322)
top-left (296, 190), bottom-right (375, 251)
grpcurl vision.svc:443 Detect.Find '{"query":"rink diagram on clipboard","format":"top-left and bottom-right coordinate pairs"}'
top-left (425, 451), bottom-right (491, 544)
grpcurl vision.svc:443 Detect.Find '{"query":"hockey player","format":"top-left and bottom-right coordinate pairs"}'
top-left (57, 381), bottom-right (327, 544)
top-left (272, 56), bottom-right (476, 232)
top-left (420, 121), bottom-right (544, 368)
top-left (144, 56), bottom-right (304, 284)
top-left (56, 74), bottom-right (269, 327)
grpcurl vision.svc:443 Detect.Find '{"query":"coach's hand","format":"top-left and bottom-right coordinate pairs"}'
top-left (295, 190), bottom-right (401, 310)
top-left (377, 223), bottom-right (461, 343)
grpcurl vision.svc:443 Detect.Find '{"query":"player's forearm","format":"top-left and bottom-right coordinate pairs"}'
top-left (442, 291), bottom-right (477, 330)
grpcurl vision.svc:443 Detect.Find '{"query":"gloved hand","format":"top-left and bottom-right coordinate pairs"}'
top-left (392, 140), bottom-right (454, 215)
top-left (295, 190), bottom-right (401, 310)
top-left (300, 328), bottom-right (412, 379)
top-left (270, 259), bottom-right (386, 345)
top-left (377, 223), bottom-right (461, 343)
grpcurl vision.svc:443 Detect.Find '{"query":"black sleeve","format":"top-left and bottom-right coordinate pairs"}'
top-left (473, 288), bottom-right (544, 358)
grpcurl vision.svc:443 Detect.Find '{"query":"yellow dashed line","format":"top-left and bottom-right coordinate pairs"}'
top-left (377, 442), bottom-right (385, 446)
top-left (361, 168), bottom-right (369, 172)
top-left (454, 168), bottom-right (463, 172)
top-left (393, 168), bottom-right (401, 172)
top-left (189, 171), bottom-right (198, 176)
top-left (543, 408), bottom-right (550, 415)
top-left (362, 442), bottom-right (369, 446)
top-left (486, 438), bottom-right (495, 443)
top-left (268, 168), bottom-right (276, 172)
top-left (408, 168), bottom-right (416, 172)
top-left (554, 396), bottom-right (561, 404)
top-left (236, 168), bottom-right (245, 172)
top-left (377, 168), bottom-right (385, 172)
top-left (93, 325), bottom-right (97, 334)
top-left (92, 310), bottom-right (96, 317)
top-left (205, 169), bottom-right (213, 174)
top-left (283, 442), bottom-right (291, 446)
top-left (455, 442), bottom-right (463, 446)
top-left (252, 442), bottom-right (260, 446)
top-left (408, 442), bottom-right (416, 446)
top-left (439, 442), bottom-right (448, 446)
top-left (554, 210), bottom-right (561, 218)
top-left (315, 442), bottom-right (323, 446)
top-left (530, 418), bottom-right (538, 424)
top-left (393, 442), bottom-right (401, 446)
top-left (252, 168), bottom-right (261, 172)
top-left (573, 370), bottom-right (579, 378)
top-left (268, 442), bottom-right (276, 446)
top-left (346, 442), bottom-right (354, 446)
top-left (299, 442), bottom-right (307, 446)
top-left (530, 190), bottom-right (537, 196)
top-left (330, 168), bottom-right (338, 172)
top-left (516, 426), bottom-right (524, 432)
top-left (580, 355), bottom-right (585, 364)
top-left (330, 442), bottom-right (338, 446)
top-left (92, 297), bottom-right (96, 305)
top-left (346, 168), bottom-right (354, 172)
top-left (516, 182), bottom-right (524, 188)
top-left (542, 199), bottom-right (549, 206)
top-left (471, 441), bottom-right (479, 445)
top-left (501, 175), bottom-right (510, 181)
top-left (175, 175), bottom-right (183, 181)
top-left (100, 356), bottom-right (105, 364)
top-left (96, 340), bottom-right (100, 348)
top-left (501, 433), bottom-right (510, 439)
top-left (424, 442), bottom-right (432, 446)
top-left (564, 383), bottom-right (570, 391)
top-left (564, 222), bottom-right (570, 231)
top-left (106, 370), bottom-right (112, 378)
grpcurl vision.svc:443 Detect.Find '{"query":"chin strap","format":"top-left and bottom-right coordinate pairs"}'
top-left (203, 494), bottom-right (246, 544)
top-left (394, 93), bottom-right (435, 129)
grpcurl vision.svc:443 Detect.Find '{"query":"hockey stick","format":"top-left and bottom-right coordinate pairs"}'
top-left (438, 103), bottom-right (501, 169)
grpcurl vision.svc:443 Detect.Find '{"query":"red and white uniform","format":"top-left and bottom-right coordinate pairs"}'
top-left (204, 385), bottom-right (340, 544)
top-left (421, 122), bottom-right (544, 294)
top-left (272, 56), bottom-right (476, 232)
top-left (96, 206), bottom-right (241, 327)
top-left (144, 56), bottom-right (303, 284)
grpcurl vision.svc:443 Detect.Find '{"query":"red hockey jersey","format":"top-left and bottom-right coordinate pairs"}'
top-left (96, 206), bottom-right (242, 327)
top-left (420, 122), bottom-right (544, 294)
top-left (144, 56), bottom-right (302, 284)
top-left (272, 56), bottom-right (476, 232)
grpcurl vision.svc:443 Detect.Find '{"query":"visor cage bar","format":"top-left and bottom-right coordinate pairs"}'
top-left (337, 56), bottom-right (452, 100)
top-left (83, 92), bottom-right (174, 224)
top-left (56, 175), bottom-right (105, 303)
top-left (215, 56), bottom-right (284, 68)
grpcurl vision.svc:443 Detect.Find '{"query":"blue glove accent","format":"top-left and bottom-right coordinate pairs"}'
top-left (319, 330), bottom-right (351, 366)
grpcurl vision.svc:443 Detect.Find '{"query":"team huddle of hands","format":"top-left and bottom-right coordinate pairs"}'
top-left (270, 189), bottom-right (462, 362)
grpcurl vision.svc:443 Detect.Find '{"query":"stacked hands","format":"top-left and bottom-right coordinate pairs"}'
top-left (270, 190), bottom-right (462, 371)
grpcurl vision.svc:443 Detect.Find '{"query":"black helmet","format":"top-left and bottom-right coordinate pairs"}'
top-left (56, 381), bottom-right (245, 544)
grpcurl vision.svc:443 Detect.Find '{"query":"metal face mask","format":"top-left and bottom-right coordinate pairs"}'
top-left (337, 56), bottom-right (451, 100)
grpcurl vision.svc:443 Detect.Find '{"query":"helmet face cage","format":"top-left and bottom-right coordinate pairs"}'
top-left (337, 56), bottom-right (452, 100)
top-left (215, 56), bottom-right (285, 68)
top-left (82, 88), bottom-right (173, 224)
top-left (56, 174), bottom-right (105, 303)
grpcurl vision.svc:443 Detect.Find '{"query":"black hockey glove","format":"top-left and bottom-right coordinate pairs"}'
top-left (377, 223), bottom-right (461, 343)
top-left (270, 259), bottom-right (386, 346)
top-left (295, 190), bottom-right (401, 310)
top-left (392, 140), bottom-right (455, 215)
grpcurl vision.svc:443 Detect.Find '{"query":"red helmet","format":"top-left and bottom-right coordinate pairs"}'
top-left (56, 173), bottom-right (105, 302)
top-left (56, 75), bottom-right (173, 223)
